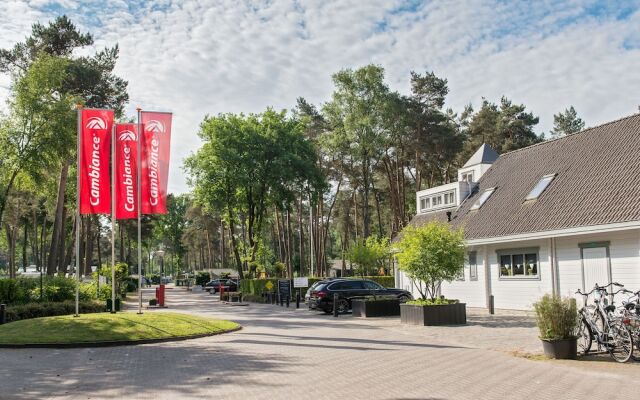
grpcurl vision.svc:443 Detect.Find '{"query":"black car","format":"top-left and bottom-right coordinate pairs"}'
top-left (204, 279), bottom-right (238, 293)
top-left (308, 278), bottom-right (412, 314)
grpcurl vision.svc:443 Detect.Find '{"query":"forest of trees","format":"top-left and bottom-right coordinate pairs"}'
top-left (0, 17), bottom-right (587, 279)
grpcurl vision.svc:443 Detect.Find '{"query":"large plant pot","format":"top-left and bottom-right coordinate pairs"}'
top-left (541, 338), bottom-right (577, 359)
top-left (352, 299), bottom-right (400, 318)
top-left (400, 303), bottom-right (466, 326)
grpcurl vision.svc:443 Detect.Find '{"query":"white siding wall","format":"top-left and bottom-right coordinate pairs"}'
top-left (556, 229), bottom-right (640, 300)
top-left (395, 228), bottom-right (640, 311)
top-left (440, 247), bottom-right (486, 307)
top-left (486, 240), bottom-right (553, 310)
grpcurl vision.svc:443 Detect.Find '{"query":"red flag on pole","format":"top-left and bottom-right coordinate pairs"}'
top-left (140, 111), bottom-right (172, 214)
top-left (115, 123), bottom-right (138, 219)
top-left (80, 108), bottom-right (114, 214)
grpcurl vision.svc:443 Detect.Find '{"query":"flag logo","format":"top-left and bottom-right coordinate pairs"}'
top-left (118, 130), bottom-right (137, 141)
top-left (86, 117), bottom-right (107, 130)
top-left (145, 120), bottom-right (165, 134)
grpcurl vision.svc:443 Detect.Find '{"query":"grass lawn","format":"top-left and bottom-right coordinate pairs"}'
top-left (0, 312), bottom-right (240, 345)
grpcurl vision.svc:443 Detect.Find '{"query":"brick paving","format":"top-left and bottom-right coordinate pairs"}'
top-left (1, 287), bottom-right (640, 400)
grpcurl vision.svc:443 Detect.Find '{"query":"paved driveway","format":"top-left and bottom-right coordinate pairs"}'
top-left (2, 288), bottom-right (639, 400)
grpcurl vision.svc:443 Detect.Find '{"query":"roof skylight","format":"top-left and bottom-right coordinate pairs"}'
top-left (525, 174), bottom-right (556, 201)
top-left (470, 188), bottom-right (495, 210)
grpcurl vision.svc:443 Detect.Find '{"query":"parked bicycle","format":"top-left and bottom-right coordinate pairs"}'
top-left (576, 282), bottom-right (634, 363)
top-left (618, 289), bottom-right (640, 362)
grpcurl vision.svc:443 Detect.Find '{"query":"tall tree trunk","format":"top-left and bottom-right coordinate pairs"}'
top-left (47, 159), bottom-right (71, 275)
top-left (361, 160), bottom-right (371, 238)
top-left (56, 206), bottom-right (68, 274)
top-left (220, 222), bottom-right (226, 269)
top-left (22, 220), bottom-right (28, 272)
top-left (32, 208), bottom-right (39, 271)
top-left (286, 208), bottom-right (293, 278)
top-left (297, 194), bottom-right (305, 276)
top-left (84, 216), bottom-right (94, 276)
top-left (96, 226), bottom-right (102, 270)
top-left (5, 224), bottom-right (17, 278)
top-left (63, 217), bottom-right (76, 276)
top-left (225, 213), bottom-right (244, 279)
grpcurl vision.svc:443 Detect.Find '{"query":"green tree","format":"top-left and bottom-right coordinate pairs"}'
top-left (460, 97), bottom-right (541, 161)
top-left (185, 109), bottom-right (323, 279)
top-left (550, 106), bottom-right (585, 138)
top-left (396, 222), bottom-right (465, 301)
top-left (347, 236), bottom-right (390, 277)
top-left (154, 194), bottom-right (188, 276)
top-left (323, 65), bottom-right (392, 239)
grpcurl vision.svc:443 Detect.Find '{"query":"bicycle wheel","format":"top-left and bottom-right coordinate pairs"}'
top-left (606, 320), bottom-right (634, 363)
top-left (630, 328), bottom-right (640, 362)
top-left (577, 318), bottom-right (592, 356)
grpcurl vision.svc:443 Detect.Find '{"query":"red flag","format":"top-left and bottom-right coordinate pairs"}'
top-left (80, 108), bottom-right (114, 214)
top-left (140, 111), bottom-right (172, 214)
top-left (115, 124), bottom-right (138, 219)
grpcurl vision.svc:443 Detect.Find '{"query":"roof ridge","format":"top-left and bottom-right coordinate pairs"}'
top-left (498, 112), bottom-right (640, 158)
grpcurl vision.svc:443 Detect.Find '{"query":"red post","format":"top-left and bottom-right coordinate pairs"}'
top-left (159, 284), bottom-right (165, 307)
top-left (219, 284), bottom-right (224, 301)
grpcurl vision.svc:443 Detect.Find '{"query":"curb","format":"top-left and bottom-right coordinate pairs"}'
top-left (0, 325), bottom-right (242, 349)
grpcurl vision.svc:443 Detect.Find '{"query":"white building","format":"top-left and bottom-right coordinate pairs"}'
top-left (395, 114), bottom-right (640, 310)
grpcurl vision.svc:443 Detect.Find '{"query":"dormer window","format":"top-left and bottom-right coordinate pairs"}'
top-left (525, 174), bottom-right (556, 201)
top-left (461, 171), bottom-right (474, 183)
top-left (419, 190), bottom-right (456, 212)
top-left (470, 187), bottom-right (495, 210)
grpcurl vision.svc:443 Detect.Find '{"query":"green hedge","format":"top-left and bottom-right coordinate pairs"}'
top-left (195, 272), bottom-right (211, 286)
top-left (0, 276), bottom-right (90, 305)
top-left (4, 300), bottom-right (107, 323)
top-left (239, 276), bottom-right (395, 297)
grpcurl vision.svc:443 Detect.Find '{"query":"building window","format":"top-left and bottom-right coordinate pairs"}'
top-left (525, 174), bottom-right (556, 201)
top-left (470, 187), bottom-right (495, 210)
top-left (461, 171), bottom-right (474, 183)
top-left (420, 197), bottom-right (430, 211)
top-left (469, 251), bottom-right (478, 281)
top-left (497, 248), bottom-right (539, 279)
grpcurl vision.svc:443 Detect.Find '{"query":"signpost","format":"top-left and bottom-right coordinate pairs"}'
top-left (293, 277), bottom-right (308, 309)
top-left (278, 279), bottom-right (291, 307)
top-left (293, 277), bottom-right (308, 288)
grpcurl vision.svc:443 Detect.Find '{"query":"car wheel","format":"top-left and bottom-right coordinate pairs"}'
top-left (336, 299), bottom-right (350, 314)
top-left (398, 295), bottom-right (411, 303)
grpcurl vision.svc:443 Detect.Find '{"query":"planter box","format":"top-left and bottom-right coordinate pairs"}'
top-left (400, 303), bottom-right (466, 326)
top-left (541, 338), bottom-right (577, 359)
top-left (352, 299), bottom-right (400, 318)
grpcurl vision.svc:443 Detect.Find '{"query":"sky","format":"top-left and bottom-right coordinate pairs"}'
top-left (0, 0), bottom-right (639, 194)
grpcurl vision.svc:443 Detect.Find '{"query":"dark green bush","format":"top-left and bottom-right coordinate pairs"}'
top-left (149, 274), bottom-right (161, 284)
top-left (5, 300), bottom-right (107, 323)
top-left (196, 272), bottom-right (211, 286)
top-left (0, 276), bottom-right (89, 305)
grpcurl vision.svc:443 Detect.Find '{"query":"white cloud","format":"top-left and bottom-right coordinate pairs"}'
top-left (0, 0), bottom-right (639, 193)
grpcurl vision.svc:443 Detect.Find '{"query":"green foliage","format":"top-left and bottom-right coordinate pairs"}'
top-left (550, 106), bottom-right (585, 139)
top-left (348, 236), bottom-right (390, 276)
top-left (533, 294), bottom-right (578, 340)
top-left (460, 96), bottom-right (540, 162)
top-left (148, 274), bottom-right (161, 284)
top-left (195, 271), bottom-right (211, 286)
top-left (4, 300), bottom-right (106, 323)
top-left (396, 222), bottom-right (465, 301)
top-left (0, 277), bottom-right (90, 305)
top-left (407, 298), bottom-right (459, 306)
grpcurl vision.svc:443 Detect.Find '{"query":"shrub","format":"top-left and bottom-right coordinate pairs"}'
top-left (4, 300), bottom-right (107, 323)
top-left (533, 294), bottom-right (578, 340)
top-left (396, 222), bottom-right (465, 301)
top-left (348, 236), bottom-right (390, 276)
top-left (407, 298), bottom-right (459, 306)
top-left (149, 274), bottom-right (161, 284)
top-left (196, 271), bottom-right (211, 286)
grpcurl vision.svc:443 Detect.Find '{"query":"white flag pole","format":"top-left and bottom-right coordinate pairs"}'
top-left (137, 108), bottom-right (143, 314)
top-left (111, 123), bottom-right (116, 313)
top-left (74, 104), bottom-right (82, 317)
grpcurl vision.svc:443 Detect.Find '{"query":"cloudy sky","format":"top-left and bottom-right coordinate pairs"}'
top-left (1, 0), bottom-right (639, 193)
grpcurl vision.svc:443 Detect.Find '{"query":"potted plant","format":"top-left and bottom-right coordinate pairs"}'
top-left (352, 295), bottom-right (400, 318)
top-left (533, 294), bottom-right (578, 359)
top-left (396, 222), bottom-right (467, 326)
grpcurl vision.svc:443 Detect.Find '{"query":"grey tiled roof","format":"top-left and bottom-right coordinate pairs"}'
top-left (406, 113), bottom-right (640, 240)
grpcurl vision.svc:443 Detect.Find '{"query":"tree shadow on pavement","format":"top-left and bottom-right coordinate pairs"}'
top-left (0, 343), bottom-right (297, 400)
